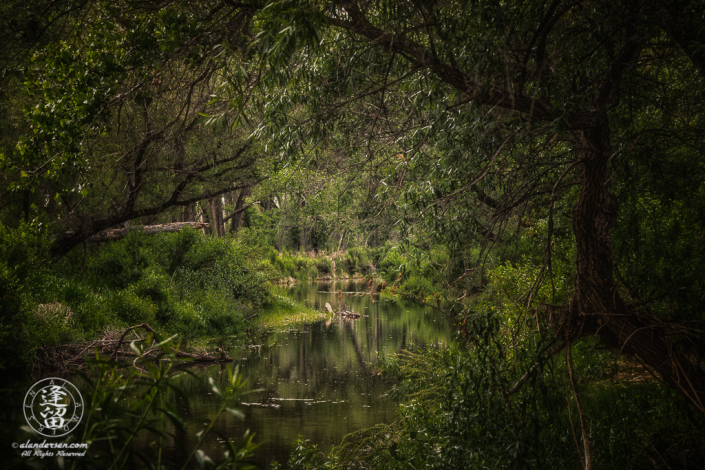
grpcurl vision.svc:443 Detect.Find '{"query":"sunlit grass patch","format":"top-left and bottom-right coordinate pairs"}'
top-left (251, 294), bottom-right (328, 329)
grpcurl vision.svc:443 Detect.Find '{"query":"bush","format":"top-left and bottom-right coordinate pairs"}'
top-left (301, 345), bottom-right (705, 470)
top-left (314, 257), bottom-right (332, 274)
top-left (344, 246), bottom-right (374, 275)
top-left (88, 231), bottom-right (158, 289)
top-left (108, 289), bottom-right (158, 326)
top-left (1, 228), bottom-right (275, 368)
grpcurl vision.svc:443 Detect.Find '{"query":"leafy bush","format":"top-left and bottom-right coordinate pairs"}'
top-left (108, 289), bottom-right (158, 326)
top-left (344, 246), bottom-right (373, 275)
top-left (314, 257), bottom-right (331, 274)
top-left (88, 230), bottom-right (158, 289)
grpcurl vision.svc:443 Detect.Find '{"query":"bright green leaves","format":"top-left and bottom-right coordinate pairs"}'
top-left (6, 1), bottom-right (230, 197)
top-left (16, 38), bottom-right (121, 186)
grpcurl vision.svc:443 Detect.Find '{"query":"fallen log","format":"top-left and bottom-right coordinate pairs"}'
top-left (85, 222), bottom-right (210, 243)
top-left (35, 323), bottom-right (231, 372)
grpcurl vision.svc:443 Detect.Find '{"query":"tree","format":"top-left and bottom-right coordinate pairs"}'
top-left (0, 0), bottom-right (265, 255)
top-left (249, 0), bottom-right (705, 427)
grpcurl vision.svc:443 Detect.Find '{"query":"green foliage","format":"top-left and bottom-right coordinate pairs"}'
top-left (16, 335), bottom-right (259, 468)
top-left (0, 228), bottom-right (278, 371)
top-left (267, 249), bottom-right (318, 280)
top-left (271, 436), bottom-right (329, 470)
top-left (0, 223), bottom-right (51, 371)
top-left (108, 288), bottom-right (159, 326)
top-left (263, 247), bottom-right (384, 281)
top-left (343, 247), bottom-right (373, 276)
top-left (86, 229), bottom-right (272, 336)
top-left (2, 0), bottom-right (705, 467)
top-left (313, 257), bottom-right (331, 274)
top-left (287, 345), bottom-right (704, 470)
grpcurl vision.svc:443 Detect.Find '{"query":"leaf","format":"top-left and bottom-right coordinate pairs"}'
top-left (225, 407), bottom-right (245, 420)
top-left (159, 404), bottom-right (187, 434)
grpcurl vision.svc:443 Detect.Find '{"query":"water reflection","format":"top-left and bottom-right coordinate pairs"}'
top-left (0, 281), bottom-right (455, 469)
top-left (191, 280), bottom-right (455, 467)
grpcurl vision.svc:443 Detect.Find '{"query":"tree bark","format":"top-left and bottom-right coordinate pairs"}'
top-left (229, 187), bottom-right (251, 233)
top-left (570, 122), bottom-right (705, 416)
top-left (207, 197), bottom-right (225, 237)
top-left (299, 197), bottom-right (306, 252)
top-left (178, 204), bottom-right (195, 223)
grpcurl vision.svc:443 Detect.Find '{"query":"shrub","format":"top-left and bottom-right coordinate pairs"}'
top-left (108, 289), bottom-right (158, 326)
top-left (88, 231), bottom-right (158, 289)
top-left (344, 246), bottom-right (373, 275)
top-left (314, 257), bottom-right (332, 274)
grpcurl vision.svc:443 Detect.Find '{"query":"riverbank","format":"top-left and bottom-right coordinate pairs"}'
top-left (0, 227), bottom-right (273, 373)
top-left (2, 226), bottom-right (392, 375)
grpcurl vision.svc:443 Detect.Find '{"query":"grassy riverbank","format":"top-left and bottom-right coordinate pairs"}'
top-left (1, 226), bottom-right (284, 373)
top-left (1, 225), bottom-right (389, 374)
top-left (249, 291), bottom-right (326, 329)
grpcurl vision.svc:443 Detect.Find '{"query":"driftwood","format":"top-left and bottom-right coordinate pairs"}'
top-left (35, 323), bottom-right (231, 372)
top-left (324, 301), bottom-right (362, 319)
top-left (335, 310), bottom-right (363, 319)
top-left (85, 222), bottom-right (210, 243)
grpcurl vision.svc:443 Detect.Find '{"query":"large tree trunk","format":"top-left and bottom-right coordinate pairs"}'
top-left (570, 122), bottom-right (705, 416)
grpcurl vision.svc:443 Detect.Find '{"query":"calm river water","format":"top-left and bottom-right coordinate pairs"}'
top-left (1, 281), bottom-right (455, 468)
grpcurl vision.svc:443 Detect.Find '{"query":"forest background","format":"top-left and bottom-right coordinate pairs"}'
top-left (1, 0), bottom-right (705, 468)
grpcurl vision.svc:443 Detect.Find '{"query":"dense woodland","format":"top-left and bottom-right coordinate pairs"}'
top-left (2, 0), bottom-right (705, 468)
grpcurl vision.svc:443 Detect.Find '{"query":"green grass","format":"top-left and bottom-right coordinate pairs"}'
top-left (250, 294), bottom-right (329, 329)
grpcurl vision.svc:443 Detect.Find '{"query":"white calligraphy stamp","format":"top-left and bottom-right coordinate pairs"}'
top-left (23, 378), bottom-right (84, 437)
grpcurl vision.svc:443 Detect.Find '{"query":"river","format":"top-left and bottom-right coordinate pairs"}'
top-left (1, 280), bottom-right (455, 468)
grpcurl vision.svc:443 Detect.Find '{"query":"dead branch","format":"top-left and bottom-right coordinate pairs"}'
top-left (35, 323), bottom-right (232, 372)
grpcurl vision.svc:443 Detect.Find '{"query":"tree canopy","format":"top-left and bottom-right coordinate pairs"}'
top-left (2, 0), bottom-right (705, 465)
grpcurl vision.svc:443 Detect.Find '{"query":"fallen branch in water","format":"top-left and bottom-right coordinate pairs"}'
top-left (317, 291), bottom-right (379, 295)
top-left (35, 323), bottom-right (232, 372)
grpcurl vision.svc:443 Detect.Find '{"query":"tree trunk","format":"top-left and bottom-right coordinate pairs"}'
top-left (300, 224), bottom-right (306, 252)
top-left (299, 197), bottom-right (306, 252)
top-left (570, 122), bottom-right (705, 416)
top-left (229, 187), bottom-right (251, 233)
top-left (207, 198), bottom-right (225, 237)
top-left (198, 203), bottom-right (211, 235)
top-left (178, 204), bottom-right (195, 222)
